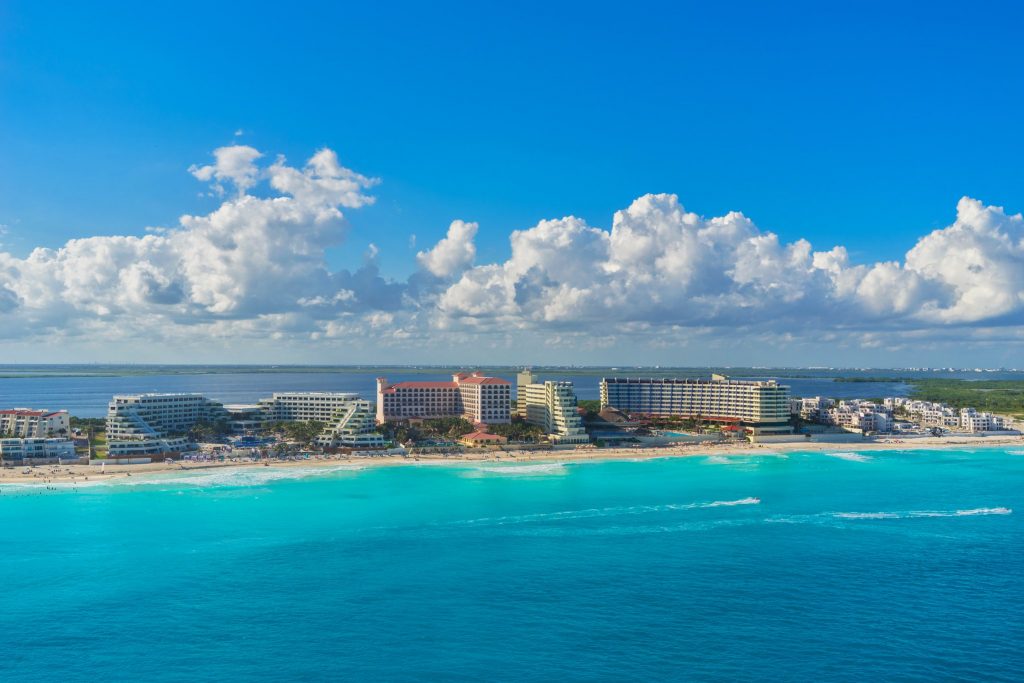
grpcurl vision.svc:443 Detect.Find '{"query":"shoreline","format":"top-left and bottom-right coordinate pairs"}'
top-left (1, 434), bottom-right (1022, 486)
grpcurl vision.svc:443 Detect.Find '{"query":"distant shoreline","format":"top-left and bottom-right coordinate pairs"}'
top-left (2, 434), bottom-right (1021, 486)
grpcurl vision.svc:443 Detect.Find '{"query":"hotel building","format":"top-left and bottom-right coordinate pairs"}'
top-left (600, 374), bottom-right (791, 432)
top-left (0, 409), bottom-right (70, 438)
top-left (516, 370), bottom-right (589, 444)
top-left (376, 372), bottom-right (511, 425)
top-left (257, 392), bottom-right (387, 448)
top-left (106, 393), bottom-right (228, 456)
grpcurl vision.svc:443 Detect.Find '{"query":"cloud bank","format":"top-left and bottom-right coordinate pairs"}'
top-left (1, 145), bottom-right (1022, 362)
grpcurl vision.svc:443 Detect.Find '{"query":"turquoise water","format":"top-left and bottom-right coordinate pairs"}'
top-left (2, 448), bottom-right (1022, 681)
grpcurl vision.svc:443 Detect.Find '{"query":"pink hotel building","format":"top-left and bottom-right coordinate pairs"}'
top-left (375, 372), bottom-right (511, 425)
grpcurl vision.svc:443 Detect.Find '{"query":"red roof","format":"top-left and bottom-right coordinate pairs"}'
top-left (457, 376), bottom-right (510, 385)
top-left (388, 381), bottom-right (457, 390)
top-left (462, 430), bottom-right (506, 441)
top-left (0, 409), bottom-right (46, 417)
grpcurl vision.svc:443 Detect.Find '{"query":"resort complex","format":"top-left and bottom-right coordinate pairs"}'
top-left (1, 369), bottom-right (1020, 466)
top-left (599, 375), bottom-right (793, 433)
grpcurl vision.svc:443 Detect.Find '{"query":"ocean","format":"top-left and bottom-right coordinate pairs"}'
top-left (1, 448), bottom-right (1021, 681)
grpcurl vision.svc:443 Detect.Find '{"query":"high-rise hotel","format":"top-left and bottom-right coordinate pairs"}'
top-left (516, 370), bottom-right (589, 444)
top-left (106, 393), bottom-right (228, 456)
top-left (600, 374), bottom-right (791, 432)
top-left (376, 372), bottom-right (511, 425)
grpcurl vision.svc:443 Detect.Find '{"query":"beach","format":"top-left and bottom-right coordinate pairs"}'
top-left (4, 433), bottom-right (1022, 485)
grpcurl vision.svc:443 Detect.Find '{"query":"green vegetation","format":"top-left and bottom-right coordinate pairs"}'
top-left (489, 418), bottom-right (544, 442)
top-left (266, 420), bottom-right (327, 445)
top-left (577, 399), bottom-right (601, 416)
top-left (907, 379), bottom-right (1024, 417)
top-left (70, 416), bottom-right (105, 431)
top-left (89, 431), bottom-right (107, 458)
top-left (188, 420), bottom-right (232, 441)
top-left (381, 417), bottom-right (475, 444)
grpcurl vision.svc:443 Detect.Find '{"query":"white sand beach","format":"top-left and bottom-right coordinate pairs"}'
top-left (2, 433), bottom-right (1022, 485)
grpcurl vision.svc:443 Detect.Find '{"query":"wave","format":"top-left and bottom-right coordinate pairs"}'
top-left (450, 497), bottom-right (760, 527)
top-left (840, 507), bottom-right (1010, 519)
top-left (460, 463), bottom-right (568, 477)
top-left (1, 465), bottom-right (365, 490)
top-left (822, 451), bottom-right (873, 462)
top-left (1006, 450), bottom-right (1024, 456)
top-left (705, 497), bottom-right (761, 507)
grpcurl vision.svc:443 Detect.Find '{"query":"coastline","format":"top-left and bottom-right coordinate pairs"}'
top-left (2, 434), bottom-right (1022, 486)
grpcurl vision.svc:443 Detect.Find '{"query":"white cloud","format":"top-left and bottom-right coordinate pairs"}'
top-left (0, 146), bottom-right (380, 343)
top-left (189, 145), bottom-right (263, 195)
top-left (1, 148), bottom-right (1023, 364)
top-left (416, 219), bottom-right (478, 278)
top-left (434, 193), bottom-right (1024, 337)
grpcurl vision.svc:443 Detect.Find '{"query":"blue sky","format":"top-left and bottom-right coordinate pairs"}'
top-left (1, 1), bottom-right (1023, 365)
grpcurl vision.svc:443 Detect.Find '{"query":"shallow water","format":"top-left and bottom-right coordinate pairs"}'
top-left (1, 448), bottom-right (1021, 681)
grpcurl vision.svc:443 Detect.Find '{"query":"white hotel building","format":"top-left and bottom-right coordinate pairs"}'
top-left (106, 393), bottom-right (228, 456)
top-left (258, 392), bottom-right (386, 448)
top-left (376, 372), bottom-right (511, 425)
top-left (0, 409), bottom-right (70, 438)
top-left (516, 370), bottom-right (589, 444)
top-left (600, 375), bottom-right (792, 432)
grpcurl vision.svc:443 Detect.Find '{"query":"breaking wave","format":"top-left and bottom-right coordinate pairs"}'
top-left (822, 451), bottom-right (873, 462)
top-left (460, 463), bottom-right (568, 477)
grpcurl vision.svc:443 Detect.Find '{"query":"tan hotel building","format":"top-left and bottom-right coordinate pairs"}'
top-left (376, 372), bottom-right (511, 425)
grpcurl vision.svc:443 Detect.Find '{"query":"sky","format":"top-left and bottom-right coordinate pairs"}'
top-left (1, 0), bottom-right (1023, 366)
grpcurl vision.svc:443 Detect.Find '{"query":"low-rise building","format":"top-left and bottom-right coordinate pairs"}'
top-left (0, 409), bottom-right (70, 438)
top-left (0, 438), bottom-right (77, 463)
top-left (460, 430), bottom-right (508, 447)
top-left (794, 396), bottom-right (835, 422)
top-left (376, 372), bottom-right (511, 425)
top-left (959, 408), bottom-right (1010, 433)
top-left (517, 370), bottom-right (589, 444)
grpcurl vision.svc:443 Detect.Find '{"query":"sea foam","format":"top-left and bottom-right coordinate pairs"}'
top-left (822, 451), bottom-right (873, 462)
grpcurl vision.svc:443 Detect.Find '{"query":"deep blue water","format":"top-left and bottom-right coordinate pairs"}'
top-left (1, 448), bottom-right (1021, 681)
top-left (0, 368), bottom-right (913, 417)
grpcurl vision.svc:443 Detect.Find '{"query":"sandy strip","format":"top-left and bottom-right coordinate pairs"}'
top-left (1, 434), bottom-right (1021, 485)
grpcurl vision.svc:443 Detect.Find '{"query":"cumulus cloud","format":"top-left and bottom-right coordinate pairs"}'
top-left (1, 146), bottom-right (1022, 362)
top-left (189, 145), bottom-right (263, 195)
top-left (416, 219), bottom-right (478, 278)
top-left (0, 146), bottom-right (386, 343)
top-left (435, 193), bottom-right (1024, 339)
